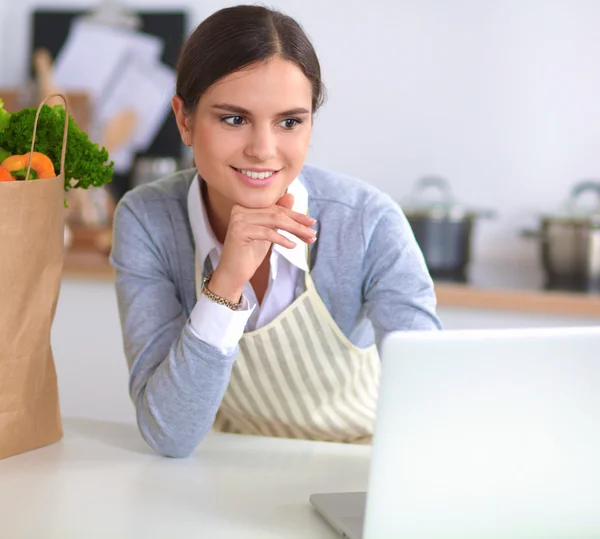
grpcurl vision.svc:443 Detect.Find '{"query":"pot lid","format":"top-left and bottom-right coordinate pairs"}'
top-left (542, 180), bottom-right (600, 225)
top-left (400, 175), bottom-right (493, 220)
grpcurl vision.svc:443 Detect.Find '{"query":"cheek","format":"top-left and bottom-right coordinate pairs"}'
top-left (192, 122), bottom-right (237, 164)
top-left (285, 129), bottom-right (311, 161)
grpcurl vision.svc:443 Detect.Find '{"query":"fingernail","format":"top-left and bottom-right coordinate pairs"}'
top-left (309, 229), bottom-right (317, 236)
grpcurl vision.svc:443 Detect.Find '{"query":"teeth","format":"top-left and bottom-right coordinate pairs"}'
top-left (239, 169), bottom-right (275, 180)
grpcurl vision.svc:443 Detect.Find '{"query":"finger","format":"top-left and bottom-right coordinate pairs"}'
top-left (245, 212), bottom-right (317, 241)
top-left (275, 205), bottom-right (317, 226)
top-left (234, 201), bottom-right (317, 227)
top-left (274, 194), bottom-right (317, 226)
top-left (233, 196), bottom-right (314, 225)
top-left (276, 192), bottom-right (294, 211)
top-left (246, 224), bottom-right (298, 249)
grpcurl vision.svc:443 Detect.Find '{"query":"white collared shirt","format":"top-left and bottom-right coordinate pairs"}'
top-left (187, 174), bottom-right (309, 353)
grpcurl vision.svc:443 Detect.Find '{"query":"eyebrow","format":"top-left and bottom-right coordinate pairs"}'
top-left (210, 103), bottom-right (311, 116)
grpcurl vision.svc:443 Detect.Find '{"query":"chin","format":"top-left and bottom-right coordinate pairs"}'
top-left (228, 170), bottom-right (292, 208)
top-left (233, 186), bottom-right (284, 209)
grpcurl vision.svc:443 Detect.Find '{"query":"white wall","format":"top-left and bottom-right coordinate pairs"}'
top-left (3, 0), bottom-right (600, 269)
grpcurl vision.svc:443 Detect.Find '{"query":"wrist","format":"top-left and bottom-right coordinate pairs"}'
top-left (208, 268), bottom-right (245, 304)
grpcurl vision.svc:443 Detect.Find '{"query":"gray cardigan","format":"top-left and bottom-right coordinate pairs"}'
top-left (110, 165), bottom-right (442, 457)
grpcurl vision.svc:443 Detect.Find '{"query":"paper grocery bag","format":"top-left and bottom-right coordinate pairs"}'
top-left (0, 94), bottom-right (68, 459)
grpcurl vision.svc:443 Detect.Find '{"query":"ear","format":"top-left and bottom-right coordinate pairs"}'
top-left (172, 95), bottom-right (193, 146)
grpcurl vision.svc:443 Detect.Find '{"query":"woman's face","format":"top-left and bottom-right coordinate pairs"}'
top-left (173, 57), bottom-right (313, 209)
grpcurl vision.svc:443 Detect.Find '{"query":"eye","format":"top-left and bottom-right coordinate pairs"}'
top-left (279, 118), bottom-right (303, 130)
top-left (221, 115), bottom-right (246, 126)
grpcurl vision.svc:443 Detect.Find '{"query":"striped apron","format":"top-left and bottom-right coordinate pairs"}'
top-left (194, 253), bottom-right (381, 444)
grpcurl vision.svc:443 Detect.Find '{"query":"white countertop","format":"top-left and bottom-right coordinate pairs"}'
top-left (0, 418), bottom-right (371, 539)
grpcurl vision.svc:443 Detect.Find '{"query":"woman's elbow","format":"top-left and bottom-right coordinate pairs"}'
top-left (137, 417), bottom-right (203, 458)
top-left (135, 406), bottom-right (211, 458)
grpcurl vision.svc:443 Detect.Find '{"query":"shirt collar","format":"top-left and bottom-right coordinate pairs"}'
top-left (187, 175), bottom-right (221, 272)
top-left (187, 174), bottom-right (309, 272)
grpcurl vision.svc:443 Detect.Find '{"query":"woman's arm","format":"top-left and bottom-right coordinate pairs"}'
top-left (361, 191), bottom-right (443, 352)
top-left (110, 195), bottom-right (236, 458)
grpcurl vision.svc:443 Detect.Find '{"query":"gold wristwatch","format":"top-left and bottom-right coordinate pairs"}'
top-left (201, 273), bottom-right (244, 311)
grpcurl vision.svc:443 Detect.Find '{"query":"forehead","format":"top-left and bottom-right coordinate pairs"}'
top-left (200, 57), bottom-right (312, 112)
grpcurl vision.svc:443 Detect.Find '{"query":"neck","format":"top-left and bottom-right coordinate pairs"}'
top-left (202, 181), bottom-right (232, 245)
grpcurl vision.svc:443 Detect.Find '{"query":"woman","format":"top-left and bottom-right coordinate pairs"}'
top-left (110, 4), bottom-right (442, 458)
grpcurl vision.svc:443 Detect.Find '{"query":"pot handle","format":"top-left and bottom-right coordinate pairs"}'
top-left (569, 179), bottom-right (600, 210)
top-left (410, 176), bottom-right (497, 219)
top-left (476, 208), bottom-right (497, 219)
top-left (520, 228), bottom-right (545, 240)
top-left (413, 175), bottom-right (457, 204)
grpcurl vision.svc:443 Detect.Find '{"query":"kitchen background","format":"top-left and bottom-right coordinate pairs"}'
top-left (2, 0), bottom-right (600, 288)
top-left (2, 0), bottom-right (599, 424)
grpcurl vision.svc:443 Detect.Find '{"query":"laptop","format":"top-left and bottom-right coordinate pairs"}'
top-left (310, 326), bottom-right (600, 539)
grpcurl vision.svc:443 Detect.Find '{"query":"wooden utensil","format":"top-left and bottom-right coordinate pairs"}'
top-left (101, 108), bottom-right (138, 154)
top-left (33, 48), bottom-right (64, 108)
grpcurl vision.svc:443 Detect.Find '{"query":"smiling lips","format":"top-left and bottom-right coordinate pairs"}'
top-left (232, 166), bottom-right (280, 187)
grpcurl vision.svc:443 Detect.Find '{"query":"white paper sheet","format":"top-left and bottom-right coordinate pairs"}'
top-left (53, 18), bottom-right (163, 104)
top-left (96, 53), bottom-right (176, 172)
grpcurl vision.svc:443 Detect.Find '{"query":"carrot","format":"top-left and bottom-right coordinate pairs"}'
top-left (0, 165), bottom-right (13, 182)
top-left (1, 151), bottom-right (56, 179)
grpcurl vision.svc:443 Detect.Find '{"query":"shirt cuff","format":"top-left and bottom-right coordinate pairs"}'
top-left (188, 293), bottom-right (255, 354)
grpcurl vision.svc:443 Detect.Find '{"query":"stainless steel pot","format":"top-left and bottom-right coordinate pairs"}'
top-left (401, 176), bottom-right (494, 282)
top-left (522, 180), bottom-right (600, 292)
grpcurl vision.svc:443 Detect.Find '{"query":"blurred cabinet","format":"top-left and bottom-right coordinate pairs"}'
top-left (52, 278), bottom-right (134, 424)
top-left (51, 278), bottom-right (600, 427)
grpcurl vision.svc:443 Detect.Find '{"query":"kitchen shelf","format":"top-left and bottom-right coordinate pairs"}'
top-left (434, 281), bottom-right (600, 318)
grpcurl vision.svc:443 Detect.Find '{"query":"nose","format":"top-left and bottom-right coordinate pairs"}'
top-left (244, 124), bottom-right (276, 162)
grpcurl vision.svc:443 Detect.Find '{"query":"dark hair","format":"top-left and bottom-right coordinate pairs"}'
top-left (176, 5), bottom-right (326, 114)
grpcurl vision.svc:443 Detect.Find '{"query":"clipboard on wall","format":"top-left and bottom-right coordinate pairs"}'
top-left (30, 8), bottom-right (188, 199)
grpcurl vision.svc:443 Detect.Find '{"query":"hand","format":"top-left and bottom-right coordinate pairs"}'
top-left (209, 193), bottom-right (316, 302)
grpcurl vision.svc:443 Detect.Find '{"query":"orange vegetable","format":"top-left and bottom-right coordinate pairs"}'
top-left (1, 152), bottom-right (56, 179)
top-left (0, 165), bottom-right (13, 182)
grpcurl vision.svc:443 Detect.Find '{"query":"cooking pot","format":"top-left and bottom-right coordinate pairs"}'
top-left (521, 180), bottom-right (600, 292)
top-left (400, 176), bottom-right (494, 282)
